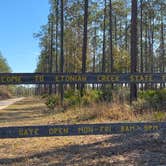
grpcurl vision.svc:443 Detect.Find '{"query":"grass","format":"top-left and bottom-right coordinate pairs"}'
top-left (0, 97), bottom-right (165, 165)
top-left (0, 97), bottom-right (135, 127)
top-left (0, 97), bottom-right (165, 126)
top-left (0, 97), bottom-right (46, 127)
top-left (0, 86), bottom-right (12, 100)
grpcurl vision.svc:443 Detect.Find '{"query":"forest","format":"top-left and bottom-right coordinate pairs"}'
top-left (0, 0), bottom-right (166, 110)
top-left (33, 0), bottom-right (166, 110)
top-left (0, 1), bottom-right (166, 165)
top-left (0, 52), bottom-right (13, 99)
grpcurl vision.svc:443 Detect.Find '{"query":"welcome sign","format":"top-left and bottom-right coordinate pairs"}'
top-left (0, 73), bottom-right (166, 84)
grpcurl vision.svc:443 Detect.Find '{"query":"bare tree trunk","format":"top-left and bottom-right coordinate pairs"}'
top-left (55, 0), bottom-right (59, 94)
top-left (130, 0), bottom-right (138, 103)
top-left (114, 16), bottom-right (117, 46)
top-left (140, 0), bottom-right (143, 90)
top-left (81, 0), bottom-right (89, 96)
top-left (60, 0), bottom-right (64, 104)
top-left (160, 3), bottom-right (165, 88)
top-left (102, 0), bottom-right (106, 73)
top-left (48, 15), bottom-right (54, 95)
top-left (140, 0), bottom-right (143, 73)
top-left (55, 0), bottom-right (59, 73)
top-left (92, 26), bottom-right (97, 89)
top-left (109, 0), bottom-right (113, 72)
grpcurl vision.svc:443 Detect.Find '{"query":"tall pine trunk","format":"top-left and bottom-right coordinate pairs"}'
top-left (102, 0), bottom-right (106, 73)
top-left (140, 0), bottom-right (143, 73)
top-left (92, 26), bottom-right (97, 89)
top-left (48, 15), bottom-right (54, 95)
top-left (81, 0), bottom-right (88, 96)
top-left (130, 0), bottom-right (138, 102)
top-left (60, 0), bottom-right (64, 104)
top-left (109, 0), bottom-right (113, 72)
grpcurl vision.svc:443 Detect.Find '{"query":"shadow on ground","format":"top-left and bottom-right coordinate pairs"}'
top-left (0, 98), bottom-right (46, 123)
top-left (0, 133), bottom-right (165, 166)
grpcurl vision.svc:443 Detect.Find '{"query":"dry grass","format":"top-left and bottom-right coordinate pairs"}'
top-left (0, 97), bottom-right (47, 127)
top-left (0, 97), bottom-right (138, 127)
top-left (78, 103), bottom-right (136, 122)
top-left (0, 97), bottom-right (165, 165)
top-left (0, 135), bottom-right (110, 162)
top-left (0, 86), bottom-right (12, 100)
top-left (0, 97), bottom-right (164, 127)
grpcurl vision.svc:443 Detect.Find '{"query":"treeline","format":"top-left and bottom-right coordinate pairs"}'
top-left (0, 51), bottom-right (11, 73)
top-left (35, 0), bottom-right (166, 102)
top-left (13, 86), bottom-right (35, 97)
top-left (0, 51), bottom-right (12, 99)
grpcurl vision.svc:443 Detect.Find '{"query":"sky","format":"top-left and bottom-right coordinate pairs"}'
top-left (0, 0), bottom-right (50, 73)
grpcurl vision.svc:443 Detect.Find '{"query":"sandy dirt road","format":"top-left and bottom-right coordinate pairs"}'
top-left (0, 98), bottom-right (24, 110)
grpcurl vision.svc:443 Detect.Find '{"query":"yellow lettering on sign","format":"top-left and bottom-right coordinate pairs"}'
top-left (48, 127), bottom-right (69, 135)
top-left (35, 75), bottom-right (44, 82)
top-left (18, 128), bottom-right (39, 137)
top-left (130, 75), bottom-right (152, 82)
top-left (0, 76), bottom-right (21, 83)
top-left (153, 125), bottom-right (159, 130)
top-left (162, 75), bottom-right (166, 81)
top-left (144, 75), bottom-right (152, 81)
top-left (55, 76), bottom-right (60, 82)
top-left (78, 127), bottom-right (94, 134)
top-left (55, 75), bottom-right (87, 82)
top-left (97, 75), bottom-right (119, 82)
top-left (99, 126), bottom-right (112, 132)
top-left (121, 126), bottom-right (136, 132)
top-left (61, 76), bottom-right (65, 81)
top-left (66, 76), bottom-right (74, 81)
top-left (144, 125), bottom-right (159, 131)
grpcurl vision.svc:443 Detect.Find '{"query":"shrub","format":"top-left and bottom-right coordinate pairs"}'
top-left (132, 98), bottom-right (148, 112)
top-left (79, 103), bottom-right (135, 122)
top-left (44, 95), bottom-right (60, 111)
top-left (64, 89), bottom-right (81, 107)
top-left (100, 86), bottom-right (112, 102)
top-left (139, 89), bottom-right (166, 111)
top-left (100, 86), bottom-right (130, 103)
top-left (41, 93), bottom-right (49, 99)
top-left (153, 112), bottom-right (166, 121)
top-left (82, 89), bottom-right (102, 106)
top-left (112, 87), bottom-right (130, 103)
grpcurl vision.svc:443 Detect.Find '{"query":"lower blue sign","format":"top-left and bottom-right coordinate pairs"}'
top-left (0, 122), bottom-right (165, 139)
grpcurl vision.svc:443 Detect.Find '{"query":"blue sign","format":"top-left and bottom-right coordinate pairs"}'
top-left (0, 122), bottom-right (165, 139)
top-left (0, 73), bottom-right (166, 84)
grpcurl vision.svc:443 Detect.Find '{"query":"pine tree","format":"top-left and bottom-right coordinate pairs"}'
top-left (130, 0), bottom-right (138, 102)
